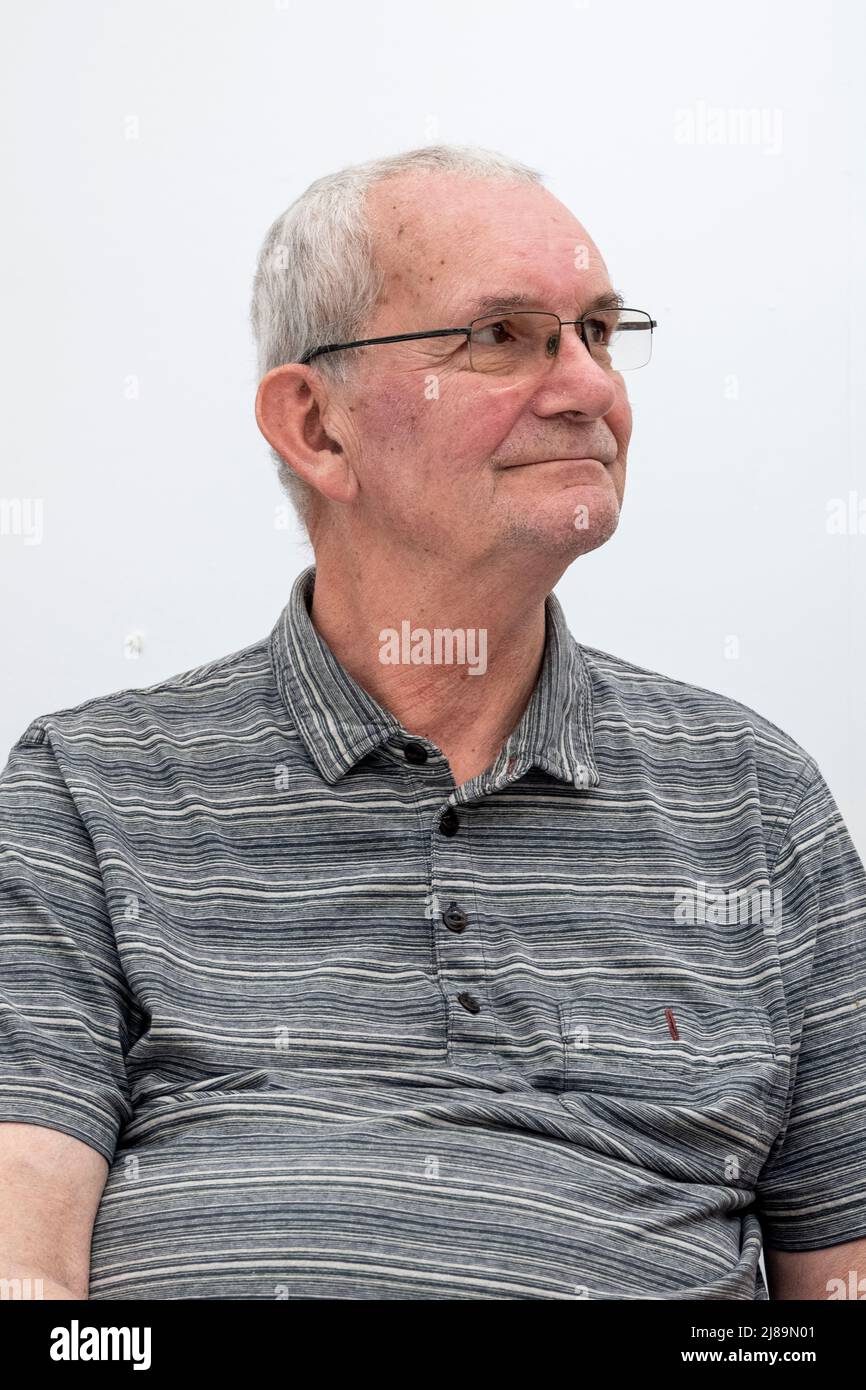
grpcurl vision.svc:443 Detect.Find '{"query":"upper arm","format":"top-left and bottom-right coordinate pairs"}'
top-left (0, 1122), bottom-right (109, 1296)
top-left (0, 729), bottom-right (133, 1155)
top-left (754, 766), bottom-right (866, 1255)
top-left (0, 730), bottom-right (133, 1297)
top-left (764, 1236), bottom-right (866, 1300)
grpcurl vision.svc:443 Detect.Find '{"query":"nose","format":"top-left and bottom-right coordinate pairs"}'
top-left (532, 324), bottom-right (619, 419)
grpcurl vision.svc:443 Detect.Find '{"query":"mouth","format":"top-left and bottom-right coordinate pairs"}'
top-left (507, 456), bottom-right (614, 469)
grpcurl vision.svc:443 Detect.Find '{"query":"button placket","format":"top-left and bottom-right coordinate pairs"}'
top-left (430, 801), bottom-right (495, 1049)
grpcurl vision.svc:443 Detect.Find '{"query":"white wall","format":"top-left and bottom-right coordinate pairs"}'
top-left (1, 0), bottom-right (864, 849)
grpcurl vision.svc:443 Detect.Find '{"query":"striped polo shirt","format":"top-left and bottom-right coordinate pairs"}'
top-left (1, 563), bottom-right (865, 1300)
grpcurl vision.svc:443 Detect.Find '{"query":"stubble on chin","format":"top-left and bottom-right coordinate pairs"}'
top-left (496, 488), bottom-right (621, 557)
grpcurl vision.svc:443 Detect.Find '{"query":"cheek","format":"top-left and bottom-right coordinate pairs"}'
top-left (608, 387), bottom-right (633, 454)
top-left (457, 386), bottom-right (530, 455)
top-left (420, 377), bottom-right (534, 471)
top-left (361, 378), bottom-right (529, 474)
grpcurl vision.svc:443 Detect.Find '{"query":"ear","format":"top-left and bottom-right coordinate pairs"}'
top-left (254, 364), bottom-right (359, 506)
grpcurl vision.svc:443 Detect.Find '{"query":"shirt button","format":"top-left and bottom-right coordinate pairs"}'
top-left (438, 807), bottom-right (460, 836)
top-left (442, 902), bottom-right (468, 933)
top-left (403, 741), bottom-right (428, 764)
top-left (457, 991), bottom-right (481, 1014)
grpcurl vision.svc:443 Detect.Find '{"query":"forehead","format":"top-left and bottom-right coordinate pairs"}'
top-left (366, 172), bottom-right (611, 322)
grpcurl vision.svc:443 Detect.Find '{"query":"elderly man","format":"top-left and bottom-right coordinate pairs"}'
top-left (1, 145), bottom-right (865, 1302)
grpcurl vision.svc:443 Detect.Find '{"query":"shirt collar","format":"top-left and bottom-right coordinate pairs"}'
top-left (269, 565), bottom-right (600, 792)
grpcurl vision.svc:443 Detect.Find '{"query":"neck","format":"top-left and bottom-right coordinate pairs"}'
top-left (307, 548), bottom-right (560, 782)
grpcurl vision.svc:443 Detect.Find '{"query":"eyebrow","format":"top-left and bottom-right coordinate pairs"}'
top-left (465, 288), bottom-right (626, 318)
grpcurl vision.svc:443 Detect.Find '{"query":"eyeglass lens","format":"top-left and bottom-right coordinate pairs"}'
top-left (468, 310), bottom-right (653, 374)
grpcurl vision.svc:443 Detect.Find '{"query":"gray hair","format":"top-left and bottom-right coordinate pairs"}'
top-left (249, 144), bottom-right (543, 528)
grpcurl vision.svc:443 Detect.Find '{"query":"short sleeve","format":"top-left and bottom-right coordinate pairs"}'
top-left (755, 762), bottom-right (866, 1250)
top-left (0, 725), bottom-right (134, 1163)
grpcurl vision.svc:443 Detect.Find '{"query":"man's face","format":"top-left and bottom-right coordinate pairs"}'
top-left (330, 172), bottom-right (633, 565)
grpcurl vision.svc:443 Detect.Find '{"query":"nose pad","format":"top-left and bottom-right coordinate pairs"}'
top-left (545, 332), bottom-right (559, 358)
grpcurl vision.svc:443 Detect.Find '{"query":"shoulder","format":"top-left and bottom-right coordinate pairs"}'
top-left (11, 635), bottom-right (275, 755)
top-left (577, 640), bottom-right (819, 806)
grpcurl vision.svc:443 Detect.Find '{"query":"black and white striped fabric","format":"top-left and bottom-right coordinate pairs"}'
top-left (1, 564), bottom-right (865, 1300)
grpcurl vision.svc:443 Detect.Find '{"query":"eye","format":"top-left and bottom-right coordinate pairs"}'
top-left (583, 316), bottom-right (612, 346)
top-left (472, 318), bottom-right (516, 347)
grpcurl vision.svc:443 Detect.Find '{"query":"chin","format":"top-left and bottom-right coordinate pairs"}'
top-left (500, 489), bottom-right (621, 556)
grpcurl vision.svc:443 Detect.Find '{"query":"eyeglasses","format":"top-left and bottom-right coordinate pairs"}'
top-left (299, 307), bottom-right (657, 376)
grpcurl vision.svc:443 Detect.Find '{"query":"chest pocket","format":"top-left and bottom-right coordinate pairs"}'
top-left (561, 996), bottom-right (781, 1108)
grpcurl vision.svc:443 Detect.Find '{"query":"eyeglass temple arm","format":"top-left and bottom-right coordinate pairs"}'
top-left (300, 327), bottom-right (469, 364)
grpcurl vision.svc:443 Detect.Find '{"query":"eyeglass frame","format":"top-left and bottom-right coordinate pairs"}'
top-left (298, 307), bottom-right (658, 370)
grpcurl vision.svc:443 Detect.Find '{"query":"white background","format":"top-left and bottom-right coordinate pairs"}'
top-left (1, 0), bottom-right (864, 849)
